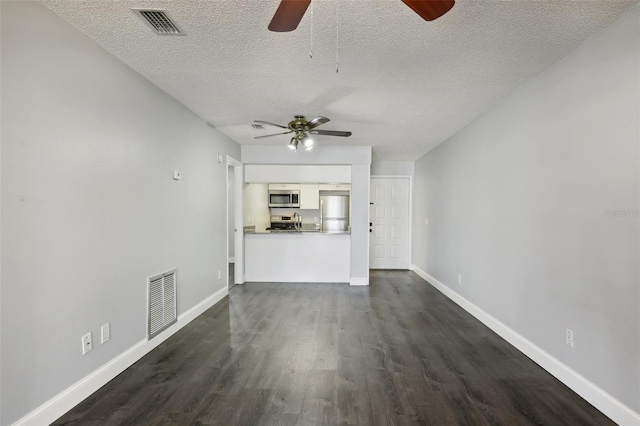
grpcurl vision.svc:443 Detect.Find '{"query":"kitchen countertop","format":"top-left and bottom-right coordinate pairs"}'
top-left (244, 224), bottom-right (349, 235)
top-left (244, 229), bottom-right (350, 235)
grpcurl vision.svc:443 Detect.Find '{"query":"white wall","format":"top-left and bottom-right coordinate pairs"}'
top-left (350, 164), bottom-right (371, 285)
top-left (244, 164), bottom-right (351, 183)
top-left (412, 5), bottom-right (639, 418)
top-left (0, 3), bottom-right (240, 424)
top-left (242, 145), bottom-right (371, 165)
top-left (371, 161), bottom-right (414, 176)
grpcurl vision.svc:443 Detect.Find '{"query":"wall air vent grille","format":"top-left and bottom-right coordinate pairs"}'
top-left (134, 9), bottom-right (183, 35)
top-left (147, 269), bottom-right (177, 339)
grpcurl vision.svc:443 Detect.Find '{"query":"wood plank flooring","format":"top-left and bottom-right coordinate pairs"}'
top-left (54, 270), bottom-right (614, 425)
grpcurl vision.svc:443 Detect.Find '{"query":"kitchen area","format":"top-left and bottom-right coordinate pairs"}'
top-left (244, 182), bottom-right (352, 283)
top-left (238, 147), bottom-right (371, 287)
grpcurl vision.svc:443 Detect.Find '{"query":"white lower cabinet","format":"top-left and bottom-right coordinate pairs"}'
top-left (245, 233), bottom-right (350, 283)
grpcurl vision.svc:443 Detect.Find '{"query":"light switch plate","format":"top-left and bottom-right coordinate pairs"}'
top-left (101, 323), bottom-right (110, 344)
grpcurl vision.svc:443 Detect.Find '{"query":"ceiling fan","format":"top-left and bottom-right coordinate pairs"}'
top-left (254, 115), bottom-right (352, 151)
top-left (268, 0), bottom-right (455, 32)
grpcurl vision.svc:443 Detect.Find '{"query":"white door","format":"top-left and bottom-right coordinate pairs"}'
top-left (369, 177), bottom-right (410, 269)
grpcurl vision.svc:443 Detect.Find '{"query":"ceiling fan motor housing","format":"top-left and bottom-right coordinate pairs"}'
top-left (288, 115), bottom-right (310, 133)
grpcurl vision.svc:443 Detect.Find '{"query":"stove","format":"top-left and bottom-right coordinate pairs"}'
top-left (266, 215), bottom-right (298, 231)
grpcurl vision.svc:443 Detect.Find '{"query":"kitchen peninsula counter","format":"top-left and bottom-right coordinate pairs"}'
top-left (244, 230), bottom-right (350, 235)
top-left (244, 231), bottom-right (350, 283)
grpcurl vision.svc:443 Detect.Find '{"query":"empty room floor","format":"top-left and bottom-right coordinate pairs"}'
top-left (54, 270), bottom-right (613, 425)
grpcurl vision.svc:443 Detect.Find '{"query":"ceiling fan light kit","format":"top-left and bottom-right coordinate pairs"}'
top-left (303, 137), bottom-right (313, 148)
top-left (288, 133), bottom-right (313, 152)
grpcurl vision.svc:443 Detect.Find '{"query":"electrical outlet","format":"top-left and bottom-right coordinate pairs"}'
top-left (82, 333), bottom-right (92, 355)
top-left (457, 274), bottom-right (462, 285)
top-left (218, 269), bottom-right (221, 280)
top-left (565, 329), bottom-right (574, 348)
top-left (101, 323), bottom-right (110, 344)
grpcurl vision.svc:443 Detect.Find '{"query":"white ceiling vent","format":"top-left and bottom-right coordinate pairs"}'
top-left (147, 269), bottom-right (177, 339)
top-left (133, 9), bottom-right (183, 36)
top-left (251, 124), bottom-right (266, 130)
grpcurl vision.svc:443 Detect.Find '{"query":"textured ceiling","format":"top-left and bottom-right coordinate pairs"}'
top-left (42, 0), bottom-right (638, 160)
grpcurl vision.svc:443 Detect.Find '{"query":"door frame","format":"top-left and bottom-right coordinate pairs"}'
top-left (227, 156), bottom-right (245, 286)
top-left (369, 175), bottom-right (413, 269)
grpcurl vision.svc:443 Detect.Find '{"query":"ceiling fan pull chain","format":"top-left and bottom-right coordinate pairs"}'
top-left (309, 1), bottom-right (314, 58)
top-left (336, 0), bottom-right (339, 73)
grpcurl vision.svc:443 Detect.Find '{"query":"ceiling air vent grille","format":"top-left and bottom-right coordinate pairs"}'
top-left (251, 124), bottom-right (266, 130)
top-left (147, 269), bottom-right (177, 339)
top-left (134, 9), bottom-right (183, 35)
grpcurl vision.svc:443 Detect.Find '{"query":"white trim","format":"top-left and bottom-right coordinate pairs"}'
top-left (409, 265), bottom-right (640, 426)
top-left (228, 257), bottom-right (235, 263)
top-left (349, 276), bottom-right (369, 286)
top-left (12, 286), bottom-right (229, 426)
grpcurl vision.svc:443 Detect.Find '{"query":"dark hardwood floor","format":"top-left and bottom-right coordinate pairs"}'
top-left (54, 270), bottom-right (613, 425)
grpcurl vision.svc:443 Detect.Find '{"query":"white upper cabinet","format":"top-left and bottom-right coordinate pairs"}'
top-left (319, 184), bottom-right (351, 191)
top-left (300, 184), bottom-right (320, 209)
top-left (268, 183), bottom-right (300, 190)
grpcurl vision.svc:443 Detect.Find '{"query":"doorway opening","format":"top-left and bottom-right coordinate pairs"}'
top-left (226, 156), bottom-right (244, 289)
top-left (227, 164), bottom-right (235, 288)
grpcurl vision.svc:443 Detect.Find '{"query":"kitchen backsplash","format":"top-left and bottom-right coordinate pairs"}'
top-left (270, 208), bottom-right (321, 224)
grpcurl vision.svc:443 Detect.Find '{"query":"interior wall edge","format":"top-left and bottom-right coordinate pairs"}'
top-left (9, 287), bottom-right (229, 426)
top-left (349, 276), bottom-right (370, 286)
top-left (409, 265), bottom-right (640, 426)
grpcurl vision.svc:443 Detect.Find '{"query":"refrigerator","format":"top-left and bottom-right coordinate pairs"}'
top-left (320, 191), bottom-right (350, 233)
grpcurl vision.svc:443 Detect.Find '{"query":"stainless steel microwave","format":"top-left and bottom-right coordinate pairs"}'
top-left (268, 190), bottom-right (300, 208)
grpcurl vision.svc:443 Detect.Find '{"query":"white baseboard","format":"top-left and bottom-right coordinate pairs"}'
top-left (409, 265), bottom-right (640, 426)
top-left (228, 257), bottom-right (235, 263)
top-left (13, 286), bottom-right (229, 426)
top-left (349, 276), bottom-right (369, 286)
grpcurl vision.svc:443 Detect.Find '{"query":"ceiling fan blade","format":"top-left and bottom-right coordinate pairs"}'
top-left (309, 129), bottom-right (352, 137)
top-left (268, 0), bottom-right (311, 32)
top-left (401, 0), bottom-right (455, 21)
top-left (307, 116), bottom-right (330, 129)
top-left (254, 120), bottom-right (287, 129)
top-left (254, 131), bottom-right (293, 139)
